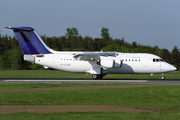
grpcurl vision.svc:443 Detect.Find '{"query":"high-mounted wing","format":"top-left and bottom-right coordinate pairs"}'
top-left (72, 52), bottom-right (116, 61)
top-left (73, 52), bottom-right (116, 57)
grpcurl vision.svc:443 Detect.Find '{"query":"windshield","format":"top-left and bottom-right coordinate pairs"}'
top-left (153, 58), bottom-right (164, 62)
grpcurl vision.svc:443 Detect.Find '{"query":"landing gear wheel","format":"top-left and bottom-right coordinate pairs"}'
top-left (161, 76), bottom-right (165, 80)
top-left (98, 75), bottom-right (103, 79)
top-left (92, 74), bottom-right (98, 79)
top-left (92, 74), bottom-right (105, 79)
top-left (161, 73), bottom-right (165, 80)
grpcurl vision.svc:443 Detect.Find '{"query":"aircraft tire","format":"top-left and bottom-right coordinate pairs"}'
top-left (98, 74), bottom-right (103, 79)
top-left (92, 74), bottom-right (98, 79)
top-left (161, 76), bottom-right (165, 80)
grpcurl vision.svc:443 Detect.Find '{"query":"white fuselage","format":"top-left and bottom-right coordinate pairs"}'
top-left (6, 26), bottom-right (176, 80)
top-left (33, 52), bottom-right (176, 75)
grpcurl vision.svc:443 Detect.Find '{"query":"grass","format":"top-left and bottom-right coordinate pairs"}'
top-left (0, 70), bottom-right (180, 119)
top-left (0, 70), bottom-right (179, 79)
top-left (0, 83), bottom-right (116, 90)
top-left (1, 112), bottom-right (180, 120)
top-left (1, 84), bottom-right (180, 119)
top-left (0, 70), bottom-right (86, 78)
top-left (1, 86), bottom-right (180, 108)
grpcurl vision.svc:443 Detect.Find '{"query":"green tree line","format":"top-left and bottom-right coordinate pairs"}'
top-left (0, 27), bottom-right (179, 70)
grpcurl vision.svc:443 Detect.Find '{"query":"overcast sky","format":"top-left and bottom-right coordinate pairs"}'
top-left (0, 0), bottom-right (180, 51)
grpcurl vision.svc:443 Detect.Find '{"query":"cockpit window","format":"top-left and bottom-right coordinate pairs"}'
top-left (160, 59), bottom-right (164, 62)
top-left (153, 58), bottom-right (164, 62)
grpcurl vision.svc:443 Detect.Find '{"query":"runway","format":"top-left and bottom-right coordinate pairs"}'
top-left (0, 78), bottom-right (180, 85)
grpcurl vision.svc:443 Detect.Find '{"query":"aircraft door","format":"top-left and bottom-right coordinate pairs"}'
top-left (53, 56), bottom-right (59, 66)
top-left (142, 58), bottom-right (148, 67)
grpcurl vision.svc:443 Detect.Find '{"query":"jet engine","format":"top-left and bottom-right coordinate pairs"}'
top-left (100, 59), bottom-right (114, 68)
top-left (113, 59), bottom-right (122, 68)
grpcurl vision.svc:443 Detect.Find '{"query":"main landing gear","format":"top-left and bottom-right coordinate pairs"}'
top-left (92, 74), bottom-right (105, 79)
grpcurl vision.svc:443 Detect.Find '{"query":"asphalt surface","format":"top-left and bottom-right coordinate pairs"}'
top-left (0, 78), bottom-right (180, 85)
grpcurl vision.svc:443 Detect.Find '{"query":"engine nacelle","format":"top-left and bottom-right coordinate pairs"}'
top-left (113, 59), bottom-right (122, 68)
top-left (100, 59), bottom-right (122, 68)
top-left (100, 59), bottom-right (114, 68)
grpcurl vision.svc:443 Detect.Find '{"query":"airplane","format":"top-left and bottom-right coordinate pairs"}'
top-left (5, 26), bottom-right (177, 80)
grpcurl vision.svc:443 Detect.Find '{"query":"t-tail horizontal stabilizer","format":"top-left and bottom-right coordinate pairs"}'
top-left (4, 26), bottom-right (52, 55)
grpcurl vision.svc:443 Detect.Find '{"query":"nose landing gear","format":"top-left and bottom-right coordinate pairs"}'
top-left (161, 74), bottom-right (165, 80)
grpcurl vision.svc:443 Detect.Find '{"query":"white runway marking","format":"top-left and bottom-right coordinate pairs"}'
top-left (2, 79), bottom-right (180, 85)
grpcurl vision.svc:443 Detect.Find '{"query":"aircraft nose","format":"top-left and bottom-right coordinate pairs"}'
top-left (170, 65), bottom-right (177, 71)
top-left (163, 63), bottom-right (177, 72)
top-left (167, 64), bottom-right (177, 72)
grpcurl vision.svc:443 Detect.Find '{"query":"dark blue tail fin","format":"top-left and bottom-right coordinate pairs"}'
top-left (5, 26), bottom-right (51, 55)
